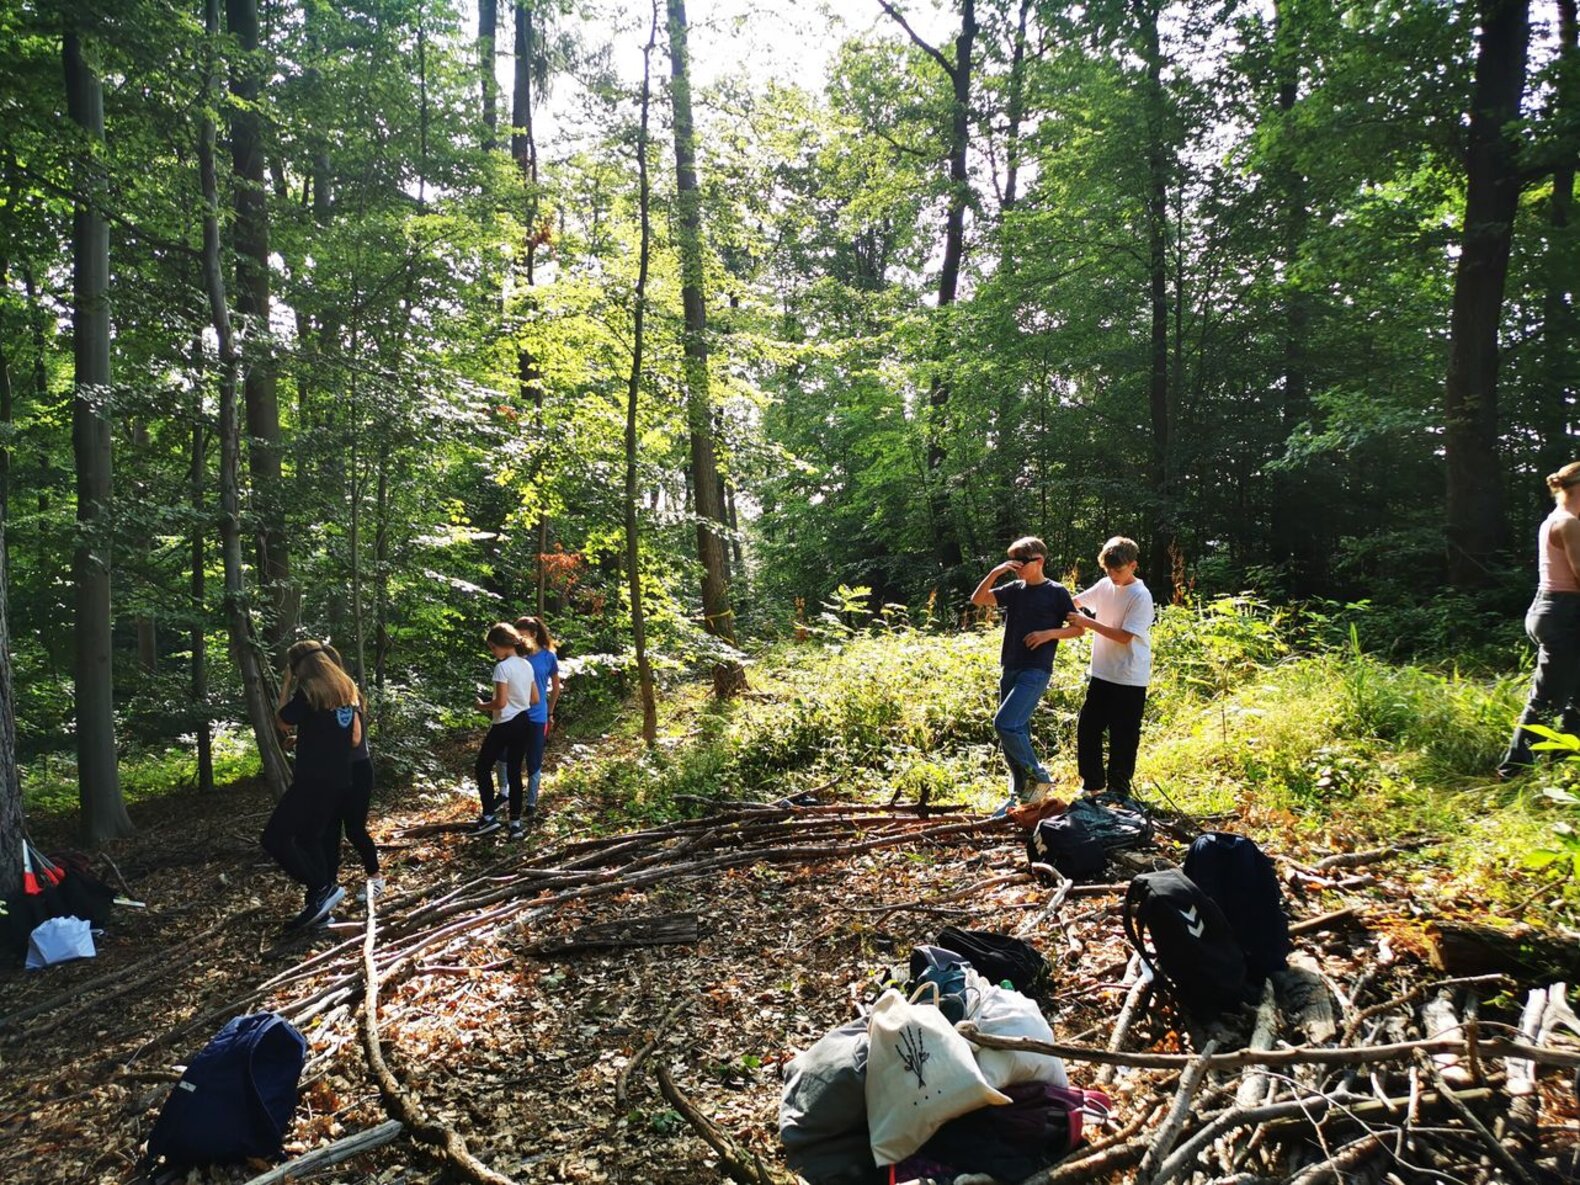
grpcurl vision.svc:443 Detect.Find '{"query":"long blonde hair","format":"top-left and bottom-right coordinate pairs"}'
top-left (287, 640), bottom-right (358, 710)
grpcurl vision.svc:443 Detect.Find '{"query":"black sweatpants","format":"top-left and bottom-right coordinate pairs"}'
top-left (262, 777), bottom-right (347, 892)
top-left (476, 714), bottom-right (531, 820)
top-left (1076, 677), bottom-right (1148, 794)
top-left (323, 757), bottom-right (379, 883)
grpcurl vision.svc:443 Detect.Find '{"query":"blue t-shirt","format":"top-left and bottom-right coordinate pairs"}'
top-left (526, 650), bottom-right (559, 723)
top-left (992, 579), bottom-right (1076, 672)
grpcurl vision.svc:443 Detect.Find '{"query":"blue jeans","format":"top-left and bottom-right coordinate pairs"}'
top-left (1500, 592), bottom-right (1580, 774)
top-left (996, 667), bottom-right (1053, 794)
top-left (497, 719), bottom-right (548, 811)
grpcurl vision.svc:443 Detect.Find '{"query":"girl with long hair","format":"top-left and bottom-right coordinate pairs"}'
top-left (472, 622), bottom-right (539, 838)
top-left (514, 615), bottom-right (560, 818)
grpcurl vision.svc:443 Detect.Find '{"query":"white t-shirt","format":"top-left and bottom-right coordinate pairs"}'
top-left (491, 654), bottom-right (537, 723)
top-left (1076, 577), bottom-right (1154, 687)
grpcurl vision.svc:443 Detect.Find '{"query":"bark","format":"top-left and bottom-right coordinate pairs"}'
top-left (1540, 0), bottom-right (1577, 485)
top-left (513, 2), bottom-right (548, 615)
top-left (627, 4), bottom-right (660, 746)
top-left (666, 0), bottom-right (744, 694)
top-left (1137, 0), bottom-right (1175, 601)
top-left (226, 0), bottom-right (293, 649)
top-left (374, 442), bottom-right (390, 694)
top-left (202, 0), bottom-right (291, 800)
top-left (64, 28), bottom-right (131, 843)
top-left (0, 467), bottom-right (20, 897)
top-left (1001, 0), bottom-right (1031, 213)
top-left (479, 0), bottom-right (499, 149)
top-left (1444, 0), bottom-right (1530, 587)
top-left (191, 364), bottom-right (214, 793)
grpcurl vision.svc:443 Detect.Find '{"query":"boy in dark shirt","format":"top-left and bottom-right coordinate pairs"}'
top-left (970, 536), bottom-right (1083, 811)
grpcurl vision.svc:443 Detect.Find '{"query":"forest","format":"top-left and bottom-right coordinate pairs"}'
top-left (0, 0), bottom-right (1578, 1182)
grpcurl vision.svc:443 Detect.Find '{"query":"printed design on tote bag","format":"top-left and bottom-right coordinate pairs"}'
top-left (896, 1026), bottom-right (931, 1088)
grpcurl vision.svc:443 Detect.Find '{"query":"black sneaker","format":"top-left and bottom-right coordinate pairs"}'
top-left (469, 813), bottom-right (501, 837)
top-left (288, 884), bottom-right (345, 930)
top-left (508, 819), bottom-right (526, 840)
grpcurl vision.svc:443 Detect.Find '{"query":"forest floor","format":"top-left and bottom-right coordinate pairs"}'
top-left (3, 667), bottom-right (1580, 1185)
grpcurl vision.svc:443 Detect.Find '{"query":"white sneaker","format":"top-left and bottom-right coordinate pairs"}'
top-left (356, 877), bottom-right (386, 903)
top-left (1019, 781), bottom-right (1056, 808)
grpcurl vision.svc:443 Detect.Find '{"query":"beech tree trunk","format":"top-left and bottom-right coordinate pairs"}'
top-left (203, 0), bottom-right (291, 800)
top-left (1540, 0), bottom-right (1577, 487)
top-left (190, 368), bottom-right (213, 794)
top-left (480, 0), bottom-right (499, 149)
top-left (0, 314), bottom-right (19, 894)
top-left (1444, 0), bottom-right (1530, 587)
top-left (666, 0), bottom-right (744, 696)
top-left (627, 0), bottom-right (660, 746)
top-left (64, 29), bottom-right (131, 843)
top-left (226, 0), bottom-right (293, 651)
top-left (514, 2), bottom-right (549, 616)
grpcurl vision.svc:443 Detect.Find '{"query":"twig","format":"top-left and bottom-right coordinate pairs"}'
top-left (1341, 974), bottom-right (1508, 1043)
top-left (238, 1120), bottom-right (405, 1184)
top-left (616, 1000), bottom-right (687, 1105)
top-left (1313, 848), bottom-right (1394, 871)
top-left (1288, 906), bottom-right (1360, 937)
top-left (1236, 980), bottom-right (1279, 1109)
top-left (1416, 1051), bottom-right (1537, 1185)
top-left (1284, 1132), bottom-right (1386, 1185)
top-left (1095, 955), bottom-right (1151, 1086)
top-left (1137, 1038), bottom-right (1221, 1184)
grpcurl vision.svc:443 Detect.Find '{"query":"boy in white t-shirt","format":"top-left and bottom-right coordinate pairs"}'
top-left (1067, 536), bottom-right (1154, 798)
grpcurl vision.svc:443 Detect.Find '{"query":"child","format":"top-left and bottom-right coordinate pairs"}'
top-left (1068, 536), bottom-right (1155, 800)
top-left (472, 622), bottom-right (540, 838)
top-left (969, 536), bottom-right (1083, 811)
top-left (294, 642), bottom-right (383, 902)
top-left (515, 615), bottom-right (560, 816)
top-left (265, 644), bottom-right (361, 929)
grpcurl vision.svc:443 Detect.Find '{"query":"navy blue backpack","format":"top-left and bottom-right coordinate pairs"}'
top-left (1183, 832), bottom-right (1291, 983)
top-left (142, 1013), bottom-right (307, 1169)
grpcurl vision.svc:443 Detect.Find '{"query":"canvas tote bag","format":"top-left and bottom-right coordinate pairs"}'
top-left (864, 983), bottom-right (1009, 1166)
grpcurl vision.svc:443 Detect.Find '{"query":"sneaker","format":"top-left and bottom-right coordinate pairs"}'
top-left (1020, 781), bottom-right (1056, 808)
top-left (289, 884), bottom-right (345, 930)
top-left (356, 877), bottom-right (386, 903)
top-left (508, 819), bottom-right (526, 840)
top-left (469, 814), bottom-right (501, 837)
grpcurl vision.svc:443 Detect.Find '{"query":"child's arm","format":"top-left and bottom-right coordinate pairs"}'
top-left (529, 679), bottom-right (541, 707)
top-left (1023, 624), bottom-right (1083, 649)
top-left (478, 680), bottom-right (508, 714)
top-left (276, 669), bottom-right (295, 733)
top-left (970, 560), bottom-right (1022, 607)
top-left (1069, 612), bottom-right (1136, 645)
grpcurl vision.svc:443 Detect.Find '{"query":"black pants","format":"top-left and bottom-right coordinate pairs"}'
top-left (1500, 591), bottom-right (1580, 773)
top-left (1077, 677), bottom-right (1148, 794)
top-left (476, 714), bottom-right (531, 820)
top-left (323, 758), bottom-right (379, 882)
top-left (262, 776), bottom-right (347, 892)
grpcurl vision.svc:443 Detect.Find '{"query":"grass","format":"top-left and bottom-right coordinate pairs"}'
top-left (22, 724), bottom-right (263, 815)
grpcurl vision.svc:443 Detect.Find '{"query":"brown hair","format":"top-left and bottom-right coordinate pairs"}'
top-left (291, 646), bottom-right (358, 711)
top-left (514, 615), bottom-right (556, 653)
top-left (1007, 536), bottom-right (1048, 563)
top-left (1098, 536), bottom-right (1140, 569)
top-left (486, 622), bottom-right (530, 657)
top-left (1546, 462), bottom-right (1580, 495)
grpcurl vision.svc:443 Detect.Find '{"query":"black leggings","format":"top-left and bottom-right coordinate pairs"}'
top-left (262, 777), bottom-right (347, 892)
top-left (476, 714), bottom-right (531, 820)
top-left (322, 758), bottom-right (379, 882)
top-left (1076, 677), bottom-right (1148, 794)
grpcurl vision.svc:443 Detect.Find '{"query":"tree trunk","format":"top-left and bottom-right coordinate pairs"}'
top-left (374, 441), bottom-right (390, 695)
top-left (1136, 0), bottom-right (1175, 601)
top-left (480, 0), bottom-right (499, 149)
top-left (64, 29), bottom-right (131, 843)
top-left (1002, 0), bottom-right (1031, 215)
top-left (0, 256), bottom-right (18, 893)
top-left (1444, 0), bottom-right (1530, 587)
top-left (514, 2), bottom-right (549, 617)
top-left (226, 0), bottom-right (293, 651)
top-left (23, 266), bottom-right (49, 515)
top-left (1540, 0), bottom-right (1577, 488)
top-left (666, 0), bottom-right (744, 696)
top-left (190, 382), bottom-right (214, 794)
top-left (627, 0), bottom-right (660, 746)
top-left (203, 0), bottom-right (290, 800)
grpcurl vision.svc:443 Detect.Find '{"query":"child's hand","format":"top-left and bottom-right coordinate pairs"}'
top-left (476, 699), bottom-right (493, 713)
top-left (1024, 630), bottom-right (1054, 650)
top-left (1066, 612), bottom-right (1089, 629)
top-left (545, 715), bottom-right (555, 737)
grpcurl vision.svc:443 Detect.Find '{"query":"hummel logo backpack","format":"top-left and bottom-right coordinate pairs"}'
top-left (1182, 832), bottom-right (1291, 982)
top-left (1121, 868), bottom-right (1252, 1019)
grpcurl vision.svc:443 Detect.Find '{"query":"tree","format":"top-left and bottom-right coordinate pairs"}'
top-left (666, 0), bottom-right (744, 695)
top-left (1444, 0), bottom-right (1530, 587)
top-left (0, 378), bottom-right (19, 894)
top-left (64, 27), bottom-right (131, 843)
top-left (626, 0), bottom-right (660, 746)
top-left (226, 0), bottom-right (293, 651)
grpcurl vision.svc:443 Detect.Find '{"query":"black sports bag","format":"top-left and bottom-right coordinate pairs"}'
top-left (1122, 869), bottom-right (1253, 1019)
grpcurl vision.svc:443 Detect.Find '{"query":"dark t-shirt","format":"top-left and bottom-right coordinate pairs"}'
top-left (279, 688), bottom-right (357, 787)
top-left (992, 579), bottom-right (1076, 672)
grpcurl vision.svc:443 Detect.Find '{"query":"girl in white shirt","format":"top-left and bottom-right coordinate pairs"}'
top-left (470, 622), bottom-right (540, 837)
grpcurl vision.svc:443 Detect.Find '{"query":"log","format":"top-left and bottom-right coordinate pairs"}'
top-left (1136, 1038), bottom-right (1220, 1184)
top-left (528, 911), bottom-right (699, 956)
top-left (1095, 955), bottom-right (1151, 1087)
top-left (1423, 920), bottom-right (1580, 980)
top-left (1420, 989), bottom-right (1471, 1086)
top-left (1236, 980), bottom-right (1279, 1109)
top-left (239, 1120), bottom-right (405, 1184)
top-left (1272, 954), bottom-right (1335, 1047)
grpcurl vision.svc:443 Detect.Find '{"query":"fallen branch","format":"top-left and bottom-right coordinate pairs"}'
top-left (1283, 1132), bottom-right (1386, 1185)
top-left (1287, 906), bottom-right (1360, 937)
top-left (1136, 1038), bottom-right (1220, 1184)
top-left (359, 884), bottom-right (519, 1185)
top-left (616, 1000), bottom-right (687, 1106)
top-left (1416, 1051), bottom-right (1536, 1185)
top-left (656, 1064), bottom-right (789, 1185)
top-left (1094, 955), bottom-right (1151, 1087)
top-left (239, 1120), bottom-right (405, 1184)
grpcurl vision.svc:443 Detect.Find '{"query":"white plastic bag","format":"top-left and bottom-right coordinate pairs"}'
top-left (865, 983), bottom-right (1009, 1166)
top-left (960, 969), bottom-right (1068, 1089)
top-left (25, 915), bottom-right (96, 970)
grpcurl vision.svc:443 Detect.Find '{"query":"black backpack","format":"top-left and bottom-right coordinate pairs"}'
top-left (142, 1013), bottom-right (307, 1170)
top-left (1122, 869), bottom-right (1252, 1019)
top-left (1183, 832), bottom-right (1291, 982)
top-left (1026, 799), bottom-right (1152, 882)
top-left (934, 927), bottom-right (1047, 995)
